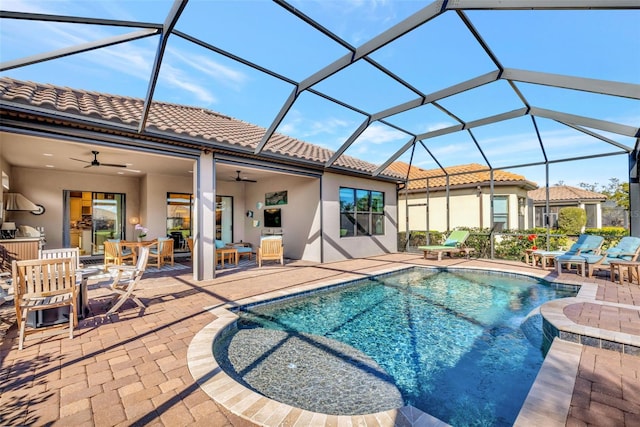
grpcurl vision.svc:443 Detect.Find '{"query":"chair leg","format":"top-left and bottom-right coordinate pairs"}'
top-left (18, 315), bottom-right (26, 351)
top-left (69, 306), bottom-right (74, 340)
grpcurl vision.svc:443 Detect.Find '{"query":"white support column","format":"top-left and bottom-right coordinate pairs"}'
top-left (193, 151), bottom-right (216, 281)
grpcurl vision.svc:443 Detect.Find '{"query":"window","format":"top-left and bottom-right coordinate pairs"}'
top-left (493, 196), bottom-right (508, 231)
top-left (339, 187), bottom-right (384, 237)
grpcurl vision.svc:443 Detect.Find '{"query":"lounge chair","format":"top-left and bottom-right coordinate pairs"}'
top-left (582, 236), bottom-right (640, 278)
top-left (418, 230), bottom-right (470, 261)
top-left (555, 234), bottom-right (605, 276)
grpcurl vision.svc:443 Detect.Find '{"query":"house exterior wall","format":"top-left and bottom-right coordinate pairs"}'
top-left (398, 185), bottom-right (530, 232)
top-left (6, 166), bottom-right (141, 249)
top-left (321, 172), bottom-right (397, 262)
top-left (242, 174), bottom-right (321, 262)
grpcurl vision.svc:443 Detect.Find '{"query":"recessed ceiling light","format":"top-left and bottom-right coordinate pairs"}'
top-left (43, 153), bottom-right (53, 157)
top-left (45, 164), bottom-right (55, 168)
top-left (117, 171), bottom-right (124, 175)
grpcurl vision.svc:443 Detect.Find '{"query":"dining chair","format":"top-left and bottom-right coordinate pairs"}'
top-left (148, 237), bottom-right (174, 268)
top-left (104, 240), bottom-right (136, 266)
top-left (12, 257), bottom-right (77, 350)
top-left (104, 245), bottom-right (150, 317)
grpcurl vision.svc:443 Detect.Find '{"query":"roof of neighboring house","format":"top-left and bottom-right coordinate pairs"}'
top-left (0, 77), bottom-right (401, 180)
top-left (528, 185), bottom-right (607, 203)
top-left (387, 162), bottom-right (538, 191)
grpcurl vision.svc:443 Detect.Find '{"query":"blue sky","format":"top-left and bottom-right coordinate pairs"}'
top-left (1, 0), bottom-right (638, 190)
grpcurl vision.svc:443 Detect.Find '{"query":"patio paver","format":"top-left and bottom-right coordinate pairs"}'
top-left (0, 253), bottom-right (639, 426)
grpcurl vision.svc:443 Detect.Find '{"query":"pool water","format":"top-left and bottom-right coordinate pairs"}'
top-left (216, 268), bottom-right (577, 426)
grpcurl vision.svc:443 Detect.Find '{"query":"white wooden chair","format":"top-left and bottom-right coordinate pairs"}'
top-left (12, 257), bottom-right (77, 350)
top-left (104, 246), bottom-right (150, 317)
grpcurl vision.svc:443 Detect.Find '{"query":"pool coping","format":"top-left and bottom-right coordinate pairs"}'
top-left (186, 263), bottom-right (634, 427)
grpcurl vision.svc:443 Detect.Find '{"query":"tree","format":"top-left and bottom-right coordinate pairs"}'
top-left (558, 207), bottom-right (586, 235)
top-left (579, 178), bottom-right (629, 210)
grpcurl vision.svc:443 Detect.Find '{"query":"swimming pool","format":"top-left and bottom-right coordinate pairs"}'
top-left (213, 267), bottom-right (577, 426)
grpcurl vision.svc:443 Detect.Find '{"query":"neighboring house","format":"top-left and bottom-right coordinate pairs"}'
top-left (527, 185), bottom-right (606, 229)
top-left (389, 162), bottom-right (538, 233)
top-left (0, 78), bottom-right (402, 280)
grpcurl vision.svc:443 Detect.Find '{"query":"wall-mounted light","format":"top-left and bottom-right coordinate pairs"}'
top-left (129, 217), bottom-right (140, 225)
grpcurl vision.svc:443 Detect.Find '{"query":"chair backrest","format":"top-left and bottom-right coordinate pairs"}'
top-left (40, 247), bottom-right (82, 269)
top-left (12, 257), bottom-right (76, 300)
top-left (608, 236), bottom-right (640, 261)
top-left (443, 230), bottom-right (470, 247)
top-left (187, 237), bottom-right (194, 253)
top-left (158, 237), bottom-right (174, 257)
top-left (104, 240), bottom-right (121, 257)
top-left (566, 234), bottom-right (604, 255)
top-left (135, 245), bottom-right (150, 272)
top-left (260, 236), bottom-right (283, 256)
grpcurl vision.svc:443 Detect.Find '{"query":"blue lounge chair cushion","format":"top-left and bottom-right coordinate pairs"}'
top-left (215, 239), bottom-right (226, 249)
top-left (236, 247), bottom-right (252, 254)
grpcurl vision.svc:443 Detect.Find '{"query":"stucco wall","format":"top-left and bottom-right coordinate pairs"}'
top-left (242, 174), bottom-right (321, 262)
top-left (321, 172), bottom-right (398, 262)
top-left (398, 185), bottom-right (530, 232)
top-left (6, 166), bottom-right (141, 249)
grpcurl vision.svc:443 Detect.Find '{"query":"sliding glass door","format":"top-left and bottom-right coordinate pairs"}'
top-left (65, 191), bottom-right (126, 255)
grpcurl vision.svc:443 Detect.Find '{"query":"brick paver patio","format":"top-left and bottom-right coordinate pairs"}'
top-left (1, 253), bottom-right (639, 426)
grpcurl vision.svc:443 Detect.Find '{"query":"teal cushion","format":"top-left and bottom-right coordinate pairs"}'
top-left (443, 239), bottom-right (457, 247)
top-left (236, 247), bottom-right (252, 254)
top-left (215, 240), bottom-right (225, 249)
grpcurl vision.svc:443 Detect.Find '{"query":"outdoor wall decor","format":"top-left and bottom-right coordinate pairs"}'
top-left (265, 191), bottom-right (287, 206)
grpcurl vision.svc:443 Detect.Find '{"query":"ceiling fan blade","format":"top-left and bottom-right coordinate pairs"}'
top-left (83, 164), bottom-right (94, 168)
top-left (235, 170), bottom-right (256, 183)
top-left (70, 157), bottom-right (91, 164)
top-left (101, 162), bottom-right (127, 168)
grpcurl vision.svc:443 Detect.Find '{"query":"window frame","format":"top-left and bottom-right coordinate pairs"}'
top-left (339, 187), bottom-right (385, 237)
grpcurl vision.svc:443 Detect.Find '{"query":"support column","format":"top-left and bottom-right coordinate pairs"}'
top-left (193, 151), bottom-right (216, 280)
top-left (630, 150), bottom-right (640, 237)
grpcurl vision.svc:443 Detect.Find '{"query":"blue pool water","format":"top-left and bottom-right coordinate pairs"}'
top-left (216, 268), bottom-right (577, 426)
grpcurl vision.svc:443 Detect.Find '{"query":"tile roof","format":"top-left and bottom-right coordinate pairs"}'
top-left (528, 185), bottom-right (607, 202)
top-left (0, 77), bottom-right (401, 180)
top-left (388, 161), bottom-right (538, 191)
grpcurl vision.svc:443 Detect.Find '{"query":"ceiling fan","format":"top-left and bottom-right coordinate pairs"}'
top-left (234, 170), bottom-right (256, 183)
top-left (70, 151), bottom-right (127, 169)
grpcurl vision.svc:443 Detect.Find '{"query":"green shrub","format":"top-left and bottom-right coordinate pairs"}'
top-left (558, 207), bottom-right (586, 235)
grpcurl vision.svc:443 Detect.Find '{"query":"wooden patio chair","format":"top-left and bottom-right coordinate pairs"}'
top-left (104, 240), bottom-right (136, 266)
top-left (257, 235), bottom-right (284, 267)
top-left (148, 237), bottom-right (174, 268)
top-left (12, 257), bottom-right (77, 350)
top-left (104, 245), bottom-right (150, 317)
